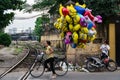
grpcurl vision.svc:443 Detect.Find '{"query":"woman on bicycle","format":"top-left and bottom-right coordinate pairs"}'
top-left (44, 40), bottom-right (56, 78)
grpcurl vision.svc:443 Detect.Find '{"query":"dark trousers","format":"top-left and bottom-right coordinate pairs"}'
top-left (101, 53), bottom-right (108, 60)
top-left (44, 57), bottom-right (55, 74)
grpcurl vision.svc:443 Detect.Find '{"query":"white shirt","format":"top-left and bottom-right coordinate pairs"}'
top-left (100, 44), bottom-right (110, 55)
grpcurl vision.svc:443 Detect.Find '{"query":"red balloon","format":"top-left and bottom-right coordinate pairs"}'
top-left (62, 8), bottom-right (69, 16)
top-left (93, 25), bottom-right (96, 28)
top-left (84, 10), bottom-right (94, 21)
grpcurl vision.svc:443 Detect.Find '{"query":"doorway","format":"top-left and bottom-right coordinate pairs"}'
top-left (116, 22), bottom-right (120, 66)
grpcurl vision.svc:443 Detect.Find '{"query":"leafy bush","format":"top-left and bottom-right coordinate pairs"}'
top-left (0, 33), bottom-right (12, 46)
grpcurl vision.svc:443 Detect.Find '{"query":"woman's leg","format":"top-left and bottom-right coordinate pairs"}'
top-left (101, 53), bottom-right (108, 60)
top-left (49, 58), bottom-right (56, 74)
top-left (44, 59), bottom-right (49, 69)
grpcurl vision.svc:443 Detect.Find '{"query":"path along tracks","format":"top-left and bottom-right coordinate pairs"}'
top-left (0, 44), bottom-right (41, 80)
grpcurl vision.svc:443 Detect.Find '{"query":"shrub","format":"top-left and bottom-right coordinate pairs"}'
top-left (0, 33), bottom-right (12, 46)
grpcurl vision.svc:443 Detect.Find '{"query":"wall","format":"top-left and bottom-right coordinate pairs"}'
top-left (66, 43), bottom-right (101, 64)
top-left (109, 24), bottom-right (116, 61)
top-left (41, 35), bottom-right (101, 64)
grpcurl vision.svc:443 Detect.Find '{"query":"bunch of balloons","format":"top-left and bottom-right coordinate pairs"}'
top-left (54, 2), bottom-right (102, 48)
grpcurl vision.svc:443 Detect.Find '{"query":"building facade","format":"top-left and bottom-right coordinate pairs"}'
top-left (109, 16), bottom-right (120, 66)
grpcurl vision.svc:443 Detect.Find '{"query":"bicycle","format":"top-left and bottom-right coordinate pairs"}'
top-left (30, 51), bottom-right (68, 78)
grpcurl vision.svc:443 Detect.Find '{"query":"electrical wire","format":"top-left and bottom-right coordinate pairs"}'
top-left (14, 12), bottom-right (50, 20)
top-left (14, 13), bottom-right (41, 20)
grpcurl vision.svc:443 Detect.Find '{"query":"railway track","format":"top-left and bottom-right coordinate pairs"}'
top-left (18, 60), bottom-right (36, 80)
top-left (0, 44), bottom-right (41, 80)
top-left (18, 47), bottom-right (42, 80)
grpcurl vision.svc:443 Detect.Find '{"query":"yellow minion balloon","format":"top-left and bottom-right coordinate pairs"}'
top-left (77, 43), bottom-right (86, 48)
top-left (65, 15), bottom-right (73, 24)
top-left (81, 27), bottom-right (89, 34)
top-left (73, 32), bottom-right (78, 44)
top-left (88, 35), bottom-right (96, 42)
top-left (69, 24), bottom-right (74, 31)
top-left (75, 2), bottom-right (86, 8)
top-left (79, 33), bottom-right (87, 40)
top-left (68, 5), bottom-right (77, 17)
top-left (62, 26), bottom-right (68, 32)
top-left (54, 18), bottom-right (61, 29)
top-left (59, 4), bottom-right (64, 16)
top-left (73, 24), bottom-right (81, 31)
top-left (73, 15), bottom-right (80, 24)
top-left (60, 32), bottom-right (65, 38)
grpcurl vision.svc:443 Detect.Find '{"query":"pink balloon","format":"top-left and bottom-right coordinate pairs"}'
top-left (96, 15), bottom-right (102, 23)
top-left (64, 31), bottom-right (72, 44)
top-left (65, 39), bottom-right (70, 44)
top-left (66, 31), bottom-right (72, 35)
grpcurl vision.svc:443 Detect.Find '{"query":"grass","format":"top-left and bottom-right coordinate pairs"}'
top-left (13, 47), bottom-right (23, 55)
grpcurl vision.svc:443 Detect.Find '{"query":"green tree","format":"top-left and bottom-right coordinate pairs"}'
top-left (30, 0), bottom-right (84, 14)
top-left (0, 0), bottom-right (25, 31)
top-left (0, 33), bottom-right (12, 46)
top-left (34, 15), bottom-right (50, 41)
top-left (85, 0), bottom-right (119, 21)
top-left (30, 0), bottom-right (119, 22)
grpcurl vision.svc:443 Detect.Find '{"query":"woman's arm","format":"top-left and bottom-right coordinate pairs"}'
top-left (49, 47), bottom-right (54, 54)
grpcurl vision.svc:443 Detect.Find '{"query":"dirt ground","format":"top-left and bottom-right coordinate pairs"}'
top-left (0, 47), bottom-right (26, 67)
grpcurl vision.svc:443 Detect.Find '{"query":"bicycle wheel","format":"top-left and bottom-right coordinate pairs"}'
top-left (30, 61), bottom-right (45, 78)
top-left (54, 60), bottom-right (68, 76)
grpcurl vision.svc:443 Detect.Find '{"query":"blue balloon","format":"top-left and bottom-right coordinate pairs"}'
top-left (78, 13), bottom-right (85, 19)
top-left (87, 22), bottom-right (93, 29)
top-left (74, 6), bottom-right (85, 14)
top-left (71, 43), bottom-right (77, 48)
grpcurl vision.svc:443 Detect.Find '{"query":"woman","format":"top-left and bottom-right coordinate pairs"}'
top-left (44, 40), bottom-right (56, 78)
top-left (100, 40), bottom-right (110, 60)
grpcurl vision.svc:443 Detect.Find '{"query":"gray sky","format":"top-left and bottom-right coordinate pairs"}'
top-left (5, 0), bottom-right (41, 33)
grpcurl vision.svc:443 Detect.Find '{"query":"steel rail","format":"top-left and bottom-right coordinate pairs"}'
top-left (0, 45), bottom-right (30, 79)
top-left (18, 61), bottom-right (36, 80)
